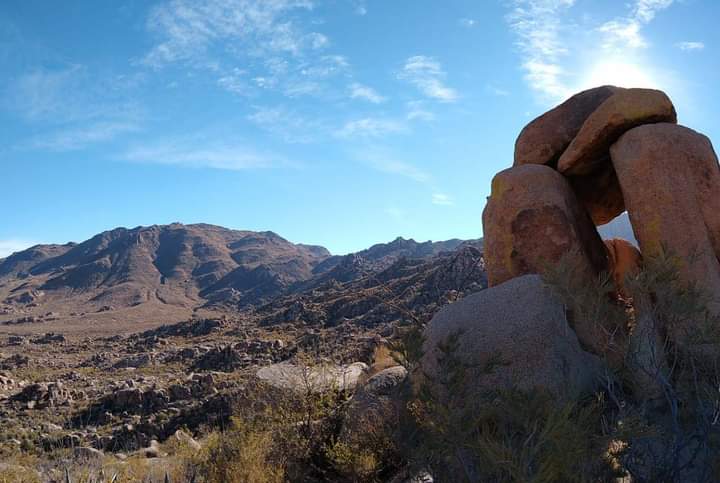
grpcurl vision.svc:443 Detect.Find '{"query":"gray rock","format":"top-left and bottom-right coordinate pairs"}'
top-left (256, 362), bottom-right (368, 392)
top-left (420, 275), bottom-right (602, 401)
top-left (339, 366), bottom-right (408, 446)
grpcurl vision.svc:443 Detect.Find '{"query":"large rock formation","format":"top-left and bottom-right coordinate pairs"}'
top-left (420, 275), bottom-right (602, 400)
top-left (611, 123), bottom-right (720, 315)
top-left (514, 85), bottom-right (620, 167)
top-left (476, 85), bottom-right (720, 398)
top-left (482, 164), bottom-right (608, 287)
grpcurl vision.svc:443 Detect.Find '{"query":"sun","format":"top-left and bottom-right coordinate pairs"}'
top-left (578, 60), bottom-right (660, 90)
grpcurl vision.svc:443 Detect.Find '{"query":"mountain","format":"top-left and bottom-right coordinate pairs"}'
top-left (0, 224), bottom-right (483, 333)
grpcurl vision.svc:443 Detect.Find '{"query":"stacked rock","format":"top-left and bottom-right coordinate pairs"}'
top-left (482, 86), bottom-right (720, 365)
top-left (483, 86), bottom-right (720, 299)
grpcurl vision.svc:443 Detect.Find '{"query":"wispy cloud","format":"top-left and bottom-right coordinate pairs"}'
top-left (28, 122), bottom-right (140, 151)
top-left (369, 158), bottom-right (430, 183)
top-left (143, 0), bottom-right (316, 67)
top-left (598, 0), bottom-right (673, 50)
top-left (406, 101), bottom-right (435, 121)
top-left (247, 106), bottom-right (324, 143)
top-left (349, 82), bottom-right (386, 103)
top-left (122, 139), bottom-right (278, 171)
top-left (677, 41), bottom-right (705, 51)
top-left (398, 56), bottom-right (458, 102)
top-left (506, 0), bottom-right (575, 100)
top-left (336, 118), bottom-right (408, 138)
top-left (506, 0), bottom-right (675, 101)
top-left (0, 240), bottom-right (37, 258)
top-left (6, 66), bottom-right (144, 149)
top-left (431, 193), bottom-right (454, 206)
top-left (142, 0), bottom-right (351, 100)
top-left (459, 18), bottom-right (477, 28)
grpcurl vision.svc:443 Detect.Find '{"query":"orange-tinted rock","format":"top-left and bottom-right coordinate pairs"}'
top-left (567, 157), bottom-right (625, 225)
top-left (558, 88), bottom-right (677, 176)
top-left (482, 164), bottom-right (608, 287)
top-left (514, 86), bottom-right (620, 167)
top-left (680, 126), bottom-right (720, 261)
top-left (611, 124), bottom-right (720, 314)
top-left (604, 238), bottom-right (642, 296)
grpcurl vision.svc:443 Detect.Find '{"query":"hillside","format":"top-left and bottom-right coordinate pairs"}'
top-left (0, 224), bottom-right (483, 334)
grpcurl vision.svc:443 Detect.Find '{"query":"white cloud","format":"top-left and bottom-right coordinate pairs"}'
top-left (398, 56), bottom-right (458, 102)
top-left (459, 18), bottom-right (477, 28)
top-left (356, 148), bottom-right (431, 184)
top-left (122, 140), bottom-right (277, 171)
top-left (142, 0), bottom-right (349, 99)
top-left (217, 68), bottom-right (248, 95)
top-left (0, 240), bottom-right (37, 258)
top-left (506, 0), bottom-right (675, 101)
top-left (634, 0), bottom-right (673, 23)
top-left (677, 41), bottom-right (705, 51)
top-left (28, 122), bottom-right (140, 151)
top-left (143, 0), bottom-right (318, 67)
top-left (431, 193), bottom-right (454, 206)
top-left (247, 106), bottom-right (323, 143)
top-left (7, 66), bottom-right (144, 149)
top-left (598, 0), bottom-right (673, 51)
top-left (336, 118), bottom-right (408, 138)
top-left (406, 101), bottom-right (435, 121)
top-left (505, 0), bottom-right (575, 100)
top-left (349, 83), bottom-right (386, 103)
top-left (598, 20), bottom-right (647, 49)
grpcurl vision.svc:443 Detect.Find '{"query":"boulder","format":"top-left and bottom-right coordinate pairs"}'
top-left (566, 157), bottom-right (626, 225)
top-left (676, 126), bottom-right (720, 260)
top-left (558, 88), bottom-right (677, 176)
top-left (482, 164), bottom-right (608, 287)
top-left (339, 366), bottom-right (408, 448)
top-left (514, 85), bottom-right (620, 167)
top-left (420, 275), bottom-right (603, 401)
top-left (256, 362), bottom-right (368, 393)
top-left (611, 123), bottom-right (720, 316)
top-left (604, 238), bottom-right (642, 296)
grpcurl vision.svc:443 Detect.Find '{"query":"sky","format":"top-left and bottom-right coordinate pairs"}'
top-left (1, 0), bottom-right (719, 256)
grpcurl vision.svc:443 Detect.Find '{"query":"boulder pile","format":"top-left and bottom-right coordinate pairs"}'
top-left (421, 86), bottom-right (720, 400)
top-left (484, 86), bottom-right (720, 301)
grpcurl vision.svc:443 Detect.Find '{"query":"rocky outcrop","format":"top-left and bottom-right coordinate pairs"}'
top-left (514, 85), bottom-right (620, 167)
top-left (611, 123), bottom-right (720, 316)
top-left (482, 85), bottom-right (720, 402)
top-left (558, 88), bottom-right (677, 176)
top-left (420, 275), bottom-right (602, 400)
top-left (482, 164), bottom-right (608, 287)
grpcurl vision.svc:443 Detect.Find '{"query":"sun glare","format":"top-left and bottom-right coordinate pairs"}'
top-left (579, 60), bottom-right (660, 90)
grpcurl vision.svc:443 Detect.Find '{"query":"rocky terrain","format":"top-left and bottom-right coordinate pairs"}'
top-left (0, 227), bottom-right (487, 480)
top-left (0, 224), bottom-right (479, 336)
top-left (3, 85), bottom-right (718, 480)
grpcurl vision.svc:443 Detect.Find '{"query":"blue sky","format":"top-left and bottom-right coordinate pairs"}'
top-left (1, 0), bottom-right (719, 256)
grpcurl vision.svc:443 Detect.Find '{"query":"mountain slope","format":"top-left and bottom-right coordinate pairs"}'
top-left (0, 225), bottom-right (483, 333)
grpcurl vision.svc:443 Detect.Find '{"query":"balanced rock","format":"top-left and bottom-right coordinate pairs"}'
top-left (482, 164), bottom-right (608, 287)
top-left (558, 88), bottom-right (677, 176)
top-left (514, 85), bottom-right (620, 167)
top-left (420, 275), bottom-right (602, 401)
top-left (611, 123), bottom-right (720, 316)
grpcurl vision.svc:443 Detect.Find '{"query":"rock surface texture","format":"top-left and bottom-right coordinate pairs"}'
top-left (482, 164), bottom-right (608, 287)
top-left (420, 275), bottom-right (602, 400)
